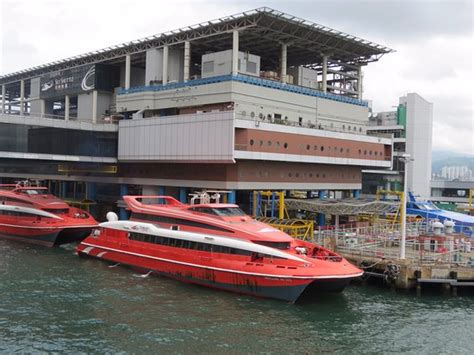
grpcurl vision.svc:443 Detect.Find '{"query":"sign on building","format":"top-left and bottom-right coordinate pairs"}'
top-left (39, 65), bottom-right (119, 99)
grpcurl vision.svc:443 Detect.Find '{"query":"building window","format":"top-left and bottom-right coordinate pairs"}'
top-left (314, 145), bottom-right (318, 150)
top-left (298, 117), bottom-right (303, 126)
top-left (306, 144), bottom-right (310, 150)
top-left (340, 147), bottom-right (343, 153)
top-left (267, 140), bottom-right (272, 146)
top-left (320, 146), bottom-right (324, 151)
top-left (202, 61), bottom-right (214, 73)
top-left (250, 111), bottom-right (255, 118)
top-left (259, 140), bottom-right (263, 146)
top-left (250, 139), bottom-right (254, 146)
top-left (358, 149), bottom-right (361, 154)
top-left (247, 61), bottom-right (257, 73)
top-left (284, 143), bottom-right (288, 149)
top-left (258, 113), bottom-right (264, 119)
top-left (295, 173), bottom-right (299, 178)
top-left (276, 141), bottom-right (280, 148)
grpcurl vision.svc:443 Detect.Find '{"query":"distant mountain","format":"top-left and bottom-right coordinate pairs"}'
top-left (432, 150), bottom-right (473, 162)
top-left (432, 150), bottom-right (474, 174)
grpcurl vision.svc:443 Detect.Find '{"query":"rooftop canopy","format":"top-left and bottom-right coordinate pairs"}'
top-left (0, 7), bottom-right (394, 84)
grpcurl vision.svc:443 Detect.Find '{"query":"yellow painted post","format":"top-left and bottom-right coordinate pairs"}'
top-left (278, 191), bottom-right (285, 219)
top-left (252, 191), bottom-right (257, 218)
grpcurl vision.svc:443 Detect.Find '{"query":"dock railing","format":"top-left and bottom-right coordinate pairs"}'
top-left (311, 222), bottom-right (474, 267)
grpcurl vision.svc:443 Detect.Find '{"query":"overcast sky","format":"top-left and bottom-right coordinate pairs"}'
top-left (1, 0), bottom-right (472, 155)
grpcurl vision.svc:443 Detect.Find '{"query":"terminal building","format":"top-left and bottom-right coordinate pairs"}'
top-left (0, 8), bottom-right (393, 218)
top-left (363, 93), bottom-right (433, 199)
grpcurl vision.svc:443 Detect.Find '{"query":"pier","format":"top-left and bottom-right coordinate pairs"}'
top-left (313, 222), bottom-right (474, 293)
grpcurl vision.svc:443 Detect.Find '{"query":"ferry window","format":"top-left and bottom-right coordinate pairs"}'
top-left (190, 207), bottom-right (217, 215)
top-left (20, 189), bottom-right (49, 195)
top-left (254, 241), bottom-right (290, 250)
top-left (211, 207), bottom-right (246, 217)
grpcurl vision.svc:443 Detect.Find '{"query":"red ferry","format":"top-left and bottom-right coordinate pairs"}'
top-left (0, 181), bottom-right (98, 247)
top-left (77, 193), bottom-right (362, 302)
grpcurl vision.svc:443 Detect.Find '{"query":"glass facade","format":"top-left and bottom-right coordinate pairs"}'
top-left (0, 123), bottom-right (117, 157)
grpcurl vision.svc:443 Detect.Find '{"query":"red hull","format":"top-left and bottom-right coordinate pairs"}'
top-left (0, 224), bottom-right (95, 247)
top-left (77, 234), bottom-right (361, 302)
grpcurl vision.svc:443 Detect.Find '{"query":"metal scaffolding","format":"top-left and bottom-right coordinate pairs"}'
top-left (285, 198), bottom-right (399, 216)
top-left (0, 7), bottom-right (393, 85)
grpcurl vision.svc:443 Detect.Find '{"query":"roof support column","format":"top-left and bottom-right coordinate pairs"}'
top-left (357, 65), bottom-right (363, 99)
top-left (20, 80), bottom-right (25, 114)
top-left (92, 90), bottom-right (97, 123)
top-left (322, 55), bottom-right (328, 93)
top-left (162, 45), bottom-right (169, 85)
top-left (232, 30), bottom-right (239, 76)
top-left (183, 41), bottom-right (191, 82)
top-left (64, 95), bottom-right (70, 121)
top-left (40, 99), bottom-right (45, 117)
top-left (281, 44), bottom-right (287, 83)
top-left (125, 54), bottom-right (131, 90)
top-left (1, 85), bottom-right (5, 114)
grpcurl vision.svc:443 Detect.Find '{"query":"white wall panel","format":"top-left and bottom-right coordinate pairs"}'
top-left (118, 111), bottom-right (234, 162)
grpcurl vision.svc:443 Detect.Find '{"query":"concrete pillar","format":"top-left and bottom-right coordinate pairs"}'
top-left (232, 30), bottom-right (239, 76)
top-left (61, 181), bottom-right (68, 198)
top-left (91, 90), bottom-right (98, 123)
top-left (179, 187), bottom-right (188, 203)
top-left (357, 65), bottom-right (363, 99)
top-left (318, 190), bottom-right (327, 226)
top-left (64, 95), bottom-right (70, 121)
top-left (228, 190), bottom-right (237, 204)
top-left (86, 182), bottom-right (97, 200)
top-left (1, 85), bottom-right (5, 113)
top-left (125, 54), bottom-right (131, 90)
top-left (119, 184), bottom-right (129, 220)
top-left (158, 186), bottom-right (166, 195)
top-left (322, 55), bottom-right (328, 93)
top-left (281, 44), bottom-right (287, 83)
top-left (20, 80), bottom-right (25, 114)
top-left (40, 100), bottom-right (45, 116)
top-left (162, 45), bottom-right (169, 85)
top-left (183, 41), bottom-right (191, 82)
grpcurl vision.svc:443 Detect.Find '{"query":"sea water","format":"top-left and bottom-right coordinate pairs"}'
top-left (0, 240), bottom-right (472, 353)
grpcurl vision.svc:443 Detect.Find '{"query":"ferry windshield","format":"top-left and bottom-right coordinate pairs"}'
top-left (19, 189), bottom-right (50, 195)
top-left (191, 207), bottom-right (246, 216)
top-left (212, 207), bottom-right (246, 217)
top-left (413, 202), bottom-right (439, 211)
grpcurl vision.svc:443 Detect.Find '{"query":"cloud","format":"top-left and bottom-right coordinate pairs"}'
top-left (1, 0), bottom-right (473, 155)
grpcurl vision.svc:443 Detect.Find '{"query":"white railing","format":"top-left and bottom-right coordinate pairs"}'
top-left (0, 111), bottom-right (116, 124)
top-left (310, 222), bottom-right (474, 266)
